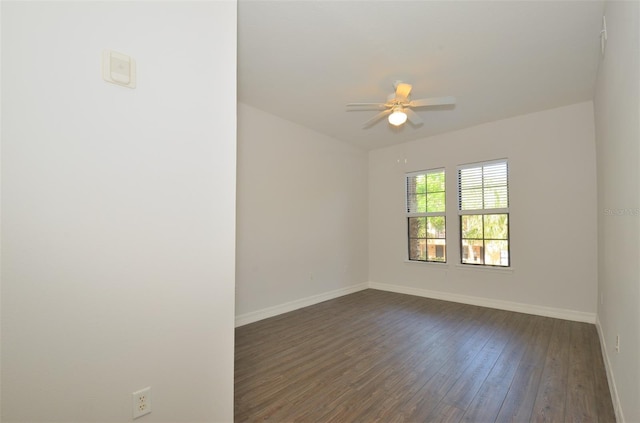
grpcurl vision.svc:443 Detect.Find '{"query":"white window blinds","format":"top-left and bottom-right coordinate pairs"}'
top-left (458, 160), bottom-right (508, 213)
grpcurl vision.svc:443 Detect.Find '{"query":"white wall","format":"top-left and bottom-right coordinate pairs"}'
top-left (369, 102), bottom-right (598, 319)
top-left (1, 2), bottom-right (236, 422)
top-left (236, 103), bottom-right (368, 324)
top-left (593, 1), bottom-right (640, 421)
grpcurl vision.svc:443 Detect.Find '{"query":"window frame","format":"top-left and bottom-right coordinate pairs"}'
top-left (405, 168), bottom-right (447, 263)
top-left (457, 159), bottom-right (510, 267)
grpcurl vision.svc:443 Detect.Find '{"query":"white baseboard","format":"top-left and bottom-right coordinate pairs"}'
top-left (235, 283), bottom-right (368, 327)
top-left (368, 282), bottom-right (596, 323)
top-left (596, 315), bottom-right (625, 422)
top-left (236, 281), bottom-right (598, 327)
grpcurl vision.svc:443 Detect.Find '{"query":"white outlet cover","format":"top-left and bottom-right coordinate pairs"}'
top-left (132, 387), bottom-right (152, 419)
top-left (102, 49), bottom-right (136, 88)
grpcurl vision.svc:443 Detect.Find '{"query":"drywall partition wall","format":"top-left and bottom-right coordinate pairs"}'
top-left (236, 103), bottom-right (369, 325)
top-left (369, 102), bottom-right (598, 320)
top-left (594, 1), bottom-right (640, 421)
top-left (1, 2), bottom-right (236, 422)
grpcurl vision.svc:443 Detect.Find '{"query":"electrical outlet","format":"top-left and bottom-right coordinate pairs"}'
top-left (132, 387), bottom-right (152, 419)
top-left (615, 335), bottom-right (620, 353)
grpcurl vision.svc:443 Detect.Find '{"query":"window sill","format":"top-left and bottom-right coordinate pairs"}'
top-left (455, 264), bottom-right (514, 274)
top-left (404, 260), bottom-right (449, 267)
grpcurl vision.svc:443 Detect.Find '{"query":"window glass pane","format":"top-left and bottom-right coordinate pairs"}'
top-left (484, 214), bottom-right (508, 239)
top-left (426, 171), bottom-right (445, 192)
top-left (461, 215), bottom-right (483, 239)
top-left (417, 193), bottom-right (427, 213)
top-left (407, 176), bottom-right (415, 195)
top-left (485, 240), bottom-right (509, 266)
top-left (426, 216), bottom-right (446, 238)
top-left (484, 186), bottom-right (508, 209)
top-left (407, 194), bottom-right (415, 213)
top-left (407, 175), bottom-right (423, 195)
top-left (407, 193), bottom-right (427, 213)
top-left (460, 187), bottom-right (483, 210)
top-left (427, 192), bottom-right (445, 213)
top-left (483, 162), bottom-right (507, 187)
top-left (459, 168), bottom-right (482, 189)
top-left (409, 239), bottom-right (426, 261)
top-left (427, 239), bottom-right (446, 262)
top-left (408, 217), bottom-right (426, 238)
top-left (461, 239), bottom-right (483, 264)
top-left (415, 174), bottom-right (426, 194)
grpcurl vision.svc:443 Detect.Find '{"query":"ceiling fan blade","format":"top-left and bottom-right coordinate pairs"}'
top-left (394, 82), bottom-right (412, 101)
top-left (346, 102), bottom-right (388, 110)
top-left (405, 108), bottom-right (423, 126)
top-left (409, 96), bottom-right (456, 107)
top-left (362, 109), bottom-right (392, 128)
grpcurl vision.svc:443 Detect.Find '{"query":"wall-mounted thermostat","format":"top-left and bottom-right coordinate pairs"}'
top-left (102, 50), bottom-right (136, 88)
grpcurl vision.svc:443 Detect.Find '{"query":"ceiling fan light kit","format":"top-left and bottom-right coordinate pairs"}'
top-left (346, 81), bottom-right (456, 129)
top-left (388, 107), bottom-right (408, 126)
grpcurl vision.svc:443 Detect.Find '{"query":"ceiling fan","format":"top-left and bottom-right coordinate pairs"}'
top-left (346, 81), bottom-right (456, 128)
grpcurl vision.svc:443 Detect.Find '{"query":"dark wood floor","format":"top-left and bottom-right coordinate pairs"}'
top-left (235, 289), bottom-right (615, 422)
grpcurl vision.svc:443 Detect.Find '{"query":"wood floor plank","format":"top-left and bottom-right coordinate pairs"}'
top-left (272, 295), bottom-right (476, 421)
top-left (423, 401), bottom-right (467, 423)
top-left (494, 315), bottom-right (554, 422)
top-left (438, 309), bottom-right (521, 412)
top-left (531, 318), bottom-right (571, 422)
top-left (368, 304), bottom-right (492, 422)
top-left (460, 313), bottom-right (532, 422)
top-left (234, 289), bottom-right (615, 422)
top-left (399, 308), bottom-right (505, 421)
top-left (312, 315), bottom-right (458, 421)
top-left (566, 322), bottom-right (599, 421)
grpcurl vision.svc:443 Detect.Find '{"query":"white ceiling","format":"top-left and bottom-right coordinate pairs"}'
top-left (238, 0), bottom-right (605, 151)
